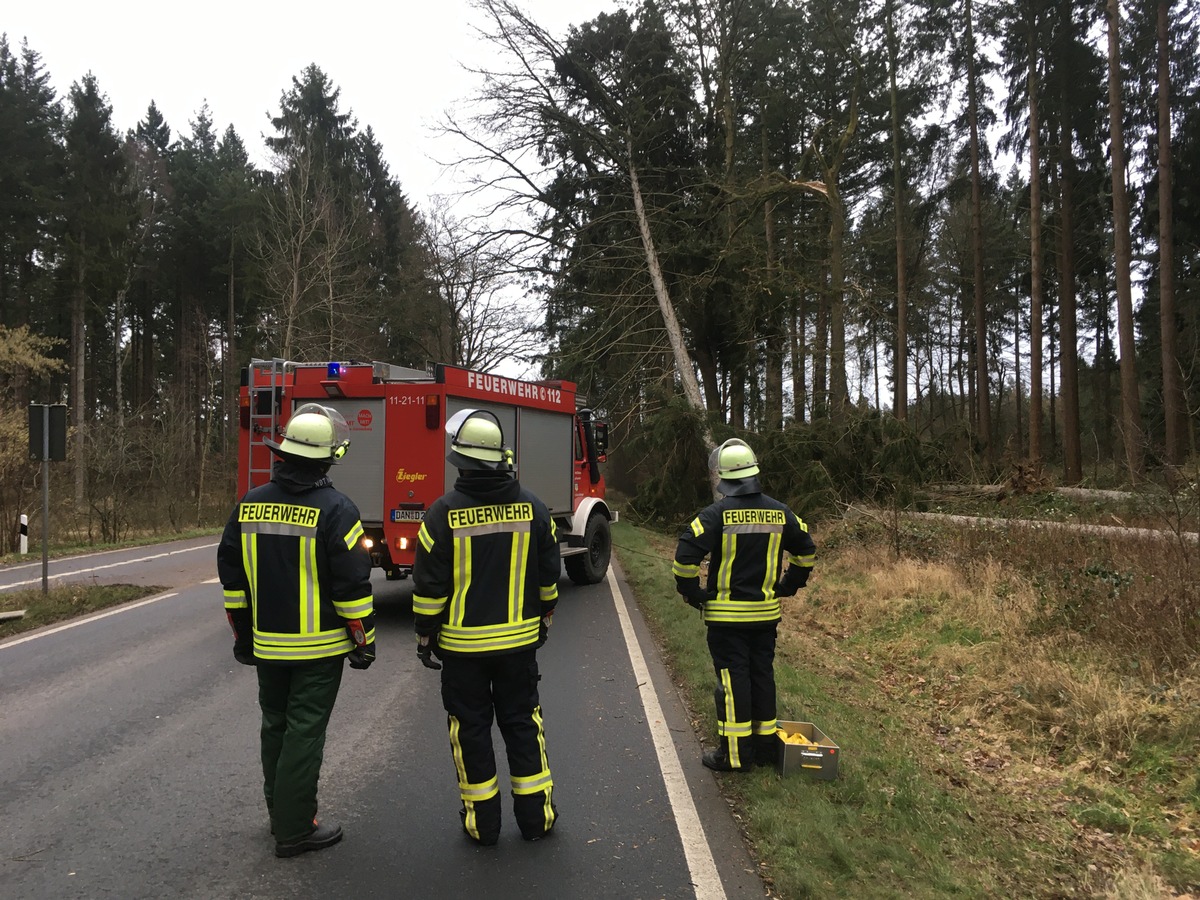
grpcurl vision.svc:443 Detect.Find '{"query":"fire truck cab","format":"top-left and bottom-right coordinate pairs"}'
top-left (238, 359), bottom-right (616, 585)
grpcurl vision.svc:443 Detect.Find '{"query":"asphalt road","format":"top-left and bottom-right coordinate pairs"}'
top-left (0, 538), bottom-right (767, 900)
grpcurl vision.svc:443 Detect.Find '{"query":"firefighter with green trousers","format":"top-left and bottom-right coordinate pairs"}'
top-left (412, 409), bottom-right (561, 846)
top-left (673, 438), bottom-right (816, 772)
top-left (218, 403), bottom-right (376, 857)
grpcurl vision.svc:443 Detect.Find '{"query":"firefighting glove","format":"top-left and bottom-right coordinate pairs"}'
top-left (676, 575), bottom-right (711, 611)
top-left (348, 643), bottom-right (376, 669)
top-left (536, 613), bottom-right (553, 648)
top-left (233, 646), bottom-right (256, 666)
top-left (226, 609), bottom-right (256, 666)
top-left (774, 565), bottom-right (810, 598)
top-left (345, 618), bottom-right (376, 670)
top-left (417, 634), bottom-right (442, 670)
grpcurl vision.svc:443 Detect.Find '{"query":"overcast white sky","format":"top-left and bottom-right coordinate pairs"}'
top-left (4, 0), bottom-right (617, 214)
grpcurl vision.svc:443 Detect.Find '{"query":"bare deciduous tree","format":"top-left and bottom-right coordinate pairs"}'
top-left (421, 199), bottom-right (544, 373)
top-left (255, 136), bottom-right (373, 361)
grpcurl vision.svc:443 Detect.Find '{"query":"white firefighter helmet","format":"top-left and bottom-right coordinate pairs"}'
top-left (445, 408), bottom-right (512, 471)
top-left (712, 438), bottom-right (760, 480)
top-left (266, 403), bottom-right (351, 463)
top-left (709, 438), bottom-right (762, 496)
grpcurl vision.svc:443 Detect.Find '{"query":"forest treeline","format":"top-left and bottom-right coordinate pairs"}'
top-left (2, 0), bottom-right (1199, 541)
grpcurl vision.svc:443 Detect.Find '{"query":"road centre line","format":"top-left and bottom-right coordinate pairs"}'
top-left (0, 542), bottom-right (219, 589)
top-left (0, 542), bottom-right (174, 574)
top-left (0, 592), bottom-right (179, 650)
top-left (606, 565), bottom-right (726, 900)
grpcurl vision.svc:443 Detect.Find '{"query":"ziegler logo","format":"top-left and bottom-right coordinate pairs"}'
top-left (395, 468), bottom-right (428, 483)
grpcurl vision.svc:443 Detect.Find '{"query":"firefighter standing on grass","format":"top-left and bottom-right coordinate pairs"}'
top-left (412, 408), bottom-right (561, 846)
top-left (672, 438), bottom-right (816, 773)
top-left (217, 403), bottom-right (376, 858)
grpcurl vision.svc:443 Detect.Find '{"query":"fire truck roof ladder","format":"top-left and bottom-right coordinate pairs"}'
top-left (373, 361), bottom-right (431, 382)
top-left (247, 358), bottom-right (288, 486)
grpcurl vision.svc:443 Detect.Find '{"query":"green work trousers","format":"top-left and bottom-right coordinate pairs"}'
top-left (257, 658), bottom-right (344, 843)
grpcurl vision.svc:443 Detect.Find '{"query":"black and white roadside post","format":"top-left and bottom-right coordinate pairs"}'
top-left (28, 404), bottom-right (67, 594)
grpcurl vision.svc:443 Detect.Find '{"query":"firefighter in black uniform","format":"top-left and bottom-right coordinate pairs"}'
top-left (412, 408), bottom-right (561, 846)
top-left (673, 438), bottom-right (816, 772)
top-left (218, 403), bottom-right (376, 858)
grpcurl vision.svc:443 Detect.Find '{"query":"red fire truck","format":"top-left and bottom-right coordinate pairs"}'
top-left (237, 358), bottom-right (616, 585)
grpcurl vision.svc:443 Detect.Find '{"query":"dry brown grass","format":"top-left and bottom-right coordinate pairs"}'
top-left (789, 517), bottom-right (1200, 893)
top-left (941, 517), bottom-right (1200, 674)
top-left (1003, 658), bottom-right (1172, 755)
top-left (1101, 861), bottom-right (1175, 899)
top-left (825, 536), bottom-right (1042, 639)
top-left (810, 517), bottom-right (1200, 762)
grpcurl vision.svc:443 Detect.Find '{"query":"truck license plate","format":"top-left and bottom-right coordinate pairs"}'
top-left (390, 509), bottom-right (425, 522)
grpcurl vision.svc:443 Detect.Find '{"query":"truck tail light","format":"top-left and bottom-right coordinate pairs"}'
top-left (425, 394), bottom-right (441, 429)
top-left (395, 536), bottom-right (409, 551)
top-left (239, 395), bottom-right (251, 429)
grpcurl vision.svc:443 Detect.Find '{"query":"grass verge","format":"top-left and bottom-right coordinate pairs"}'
top-left (0, 527), bottom-right (221, 568)
top-left (0, 582), bottom-right (166, 639)
top-left (612, 518), bottom-right (1200, 899)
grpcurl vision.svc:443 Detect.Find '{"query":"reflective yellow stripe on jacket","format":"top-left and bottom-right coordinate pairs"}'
top-left (438, 618), bottom-right (541, 653)
top-left (703, 597), bottom-right (782, 624)
top-left (442, 503), bottom-right (538, 654)
top-left (701, 508), bottom-right (786, 625)
top-left (239, 511), bottom-right (356, 661)
top-left (253, 627), bottom-right (354, 661)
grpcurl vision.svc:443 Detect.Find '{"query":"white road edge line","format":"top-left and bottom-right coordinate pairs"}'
top-left (1, 542), bottom-right (219, 589)
top-left (606, 565), bottom-right (727, 900)
top-left (0, 591), bottom-right (179, 650)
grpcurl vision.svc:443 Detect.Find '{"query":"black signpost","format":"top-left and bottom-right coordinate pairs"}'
top-left (29, 404), bottom-right (67, 594)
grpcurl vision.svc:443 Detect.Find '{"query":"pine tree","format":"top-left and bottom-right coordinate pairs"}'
top-left (111, 101), bottom-right (174, 429)
top-left (60, 73), bottom-right (133, 503)
top-left (1105, 0), bottom-right (1145, 478)
top-left (0, 37), bottom-right (63, 405)
top-left (878, 0), bottom-right (950, 422)
top-left (1152, 0), bottom-right (1187, 464)
top-left (1126, 0), bottom-right (1198, 464)
top-left (213, 124), bottom-right (261, 449)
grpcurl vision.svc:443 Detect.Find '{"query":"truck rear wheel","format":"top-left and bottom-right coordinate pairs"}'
top-left (565, 514), bottom-right (611, 585)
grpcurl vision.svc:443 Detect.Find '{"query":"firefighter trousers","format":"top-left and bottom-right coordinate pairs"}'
top-left (257, 657), bottom-right (344, 843)
top-left (707, 624), bottom-right (779, 769)
top-left (440, 649), bottom-right (557, 844)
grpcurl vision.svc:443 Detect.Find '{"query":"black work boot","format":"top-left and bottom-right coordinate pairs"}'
top-left (460, 808), bottom-right (499, 847)
top-left (754, 735), bottom-right (780, 770)
top-left (520, 806), bottom-right (559, 842)
top-left (274, 821), bottom-right (343, 858)
top-left (702, 749), bottom-right (751, 773)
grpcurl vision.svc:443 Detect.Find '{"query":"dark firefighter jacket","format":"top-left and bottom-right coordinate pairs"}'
top-left (217, 459), bottom-right (374, 663)
top-left (412, 470), bottom-right (560, 656)
top-left (672, 491), bottom-right (816, 627)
